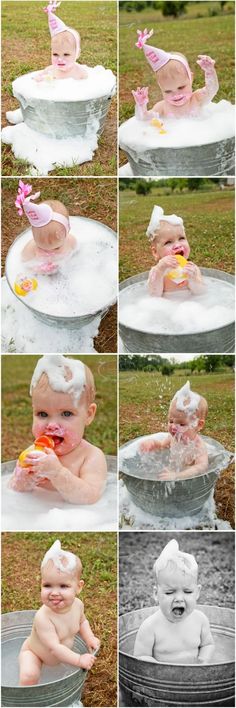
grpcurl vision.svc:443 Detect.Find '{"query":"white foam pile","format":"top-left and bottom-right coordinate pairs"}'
top-left (119, 278), bottom-right (234, 334)
top-left (119, 100), bottom-right (235, 151)
top-left (2, 471), bottom-right (117, 531)
top-left (12, 66), bottom-right (116, 102)
top-left (7, 217), bottom-right (117, 316)
top-left (2, 122), bottom-right (99, 174)
top-left (1, 278), bottom-right (100, 353)
top-left (119, 480), bottom-right (232, 531)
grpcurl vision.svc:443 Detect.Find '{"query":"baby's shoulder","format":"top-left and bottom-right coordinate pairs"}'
top-left (139, 609), bottom-right (161, 634)
top-left (82, 440), bottom-right (106, 464)
top-left (192, 609), bottom-right (209, 626)
top-left (34, 604), bottom-right (49, 627)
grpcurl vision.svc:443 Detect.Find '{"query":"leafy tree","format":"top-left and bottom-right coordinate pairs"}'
top-left (161, 1), bottom-right (188, 17)
top-left (161, 363), bottom-right (174, 376)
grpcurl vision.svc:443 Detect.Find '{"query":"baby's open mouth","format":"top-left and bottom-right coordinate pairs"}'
top-left (49, 434), bottom-right (64, 446)
top-left (173, 247), bottom-right (185, 256)
top-left (172, 606), bottom-right (185, 616)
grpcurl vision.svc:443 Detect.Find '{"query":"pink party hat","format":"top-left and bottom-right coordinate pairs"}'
top-left (15, 181), bottom-right (70, 233)
top-left (43, 1), bottom-right (80, 59)
top-left (136, 28), bottom-right (192, 81)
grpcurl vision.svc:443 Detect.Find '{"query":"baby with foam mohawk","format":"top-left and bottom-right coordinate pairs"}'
top-left (140, 381), bottom-right (208, 481)
top-left (132, 29), bottom-right (219, 120)
top-left (19, 539), bottom-right (100, 685)
top-left (147, 205), bottom-right (204, 296)
top-left (134, 539), bottom-right (214, 664)
top-left (34, 1), bottom-right (88, 82)
top-left (10, 355), bottom-right (107, 503)
top-left (15, 180), bottom-right (77, 276)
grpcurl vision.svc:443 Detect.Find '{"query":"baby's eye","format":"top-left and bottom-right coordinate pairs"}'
top-left (184, 590), bottom-right (193, 594)
top-left (37, 411), bottom-right (48, 418)
top-left (164, 90), bottom-right (172, 94)
top-left (164, 240), bottom-right (172, 245)
top-left (62, 411), bottom-right (73, 417)
top-left (165, 591), bottom-right (174, 595)
top-left (53, 53), bottom-right (59, 57)
top-left (64, 53), bottom-right (70, 56)
top-left (43, 583), bottom-right (51, 588)
top-left (178, 85), bottom-right (186, 90)
top-left (60, 584), bottom-right (69, 589)
top-left (179, 236), bottom-right (185, 241)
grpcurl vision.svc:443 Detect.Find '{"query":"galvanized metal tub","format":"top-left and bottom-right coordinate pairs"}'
top-left (119, 605), bottom-right (235, 707)
top-left (5, 220), bottom-right (117, 331)
top-left (2, 609), bottom-right (98, 707)
top-left (119, 434), bottom-right (233, 517)
top-left (119, 268), bottom-right (235, 353)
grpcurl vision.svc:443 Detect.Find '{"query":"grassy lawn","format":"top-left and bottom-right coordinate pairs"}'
top-left (119, 7), bottom-right (235, 122)
top-left (119, 369), bottom-right (235, 526)
top-left (119, 531), bottom-right (234, 613)
top-left (2, 532), bottom-right (117, 707)
top-left (2, 354), bottom-right (117, 461)
top-left (119, 187), bottom-right (235, 280)
top-left (1, 1), bottom-right (117, 175)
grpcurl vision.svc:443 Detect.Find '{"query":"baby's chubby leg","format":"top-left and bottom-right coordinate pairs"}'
top-left (19, 641), bottom-right (42, 686)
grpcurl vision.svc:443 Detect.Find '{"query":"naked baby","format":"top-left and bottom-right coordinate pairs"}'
top-left (19, 539), bottom-right (100, 685)
top-left (132, 28), bottom-right (219, 121)
top-left (10, 355), bottom-right (107, 503)
top-left (15, 180), bottom-right (77, 277)
top-left (146, 205), bottom-right (204, 297)
top-left (36, 1), bottom-right (88, 82)
top-left (134, 539), bottom-right (214, 664)
top-left (140, 381), bottom-right (208, 481)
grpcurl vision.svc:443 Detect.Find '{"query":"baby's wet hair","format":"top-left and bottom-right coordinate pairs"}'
top-left (154, 555), bottom-right (198, 583)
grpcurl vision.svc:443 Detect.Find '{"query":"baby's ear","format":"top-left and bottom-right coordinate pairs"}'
top-left (85, 403), bottom-right (97, 426)
top-left (196, 583), bottom-right (201, 600)
top-left (197, 418), bottom-right (205, 431)
top-left (150, 243), bottom-right (159, 262)
top-left (77, 579), bottom-right (84, 594)
top-left (153, 584), bottom-right (159, 604)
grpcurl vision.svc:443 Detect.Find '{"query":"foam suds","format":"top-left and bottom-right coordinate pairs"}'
top-left (174, 381), bottom-right (200, 414)
top-left (2, 471), bottom-right (117, 531)
top-left (119, 480), bottom-right (232, 530)
top-left (119, 101), bottom-right (235, 151)
top-left (154, 539), bottom-right (198, 577)
top-left (119, 278), bottom-right (234, 334)
top-left (147, 206), bottom-right (183, 240)
top-left (1, 278), bottom-right (100, 353)
top-left (41, 539), bottom-right (77, 573)
top-left (30, 355), bottom-right (86, 405)
top-left (2, 122), bottom-right (98, 175)
top-left (6, 216), bottom-right (117, 317)
top-left (12, 66), bottom-right (116, 103)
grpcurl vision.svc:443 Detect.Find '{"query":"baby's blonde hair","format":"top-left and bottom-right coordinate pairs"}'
top-left (151, 220), bottom-right (186, 246)
top-left (157, 54), bottom-right (191, 84)
top-left (32, 200), bottom-right (69, 246)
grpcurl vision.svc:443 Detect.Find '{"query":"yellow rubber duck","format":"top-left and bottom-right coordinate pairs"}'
top-left (14, 277), bottom-right (38, 297)
top-left (151, 118), bottom-right (167, 135)
top-left (18, 435), bottom-right (55, 467)
top-left (167, 254), bottom-right (188, 281)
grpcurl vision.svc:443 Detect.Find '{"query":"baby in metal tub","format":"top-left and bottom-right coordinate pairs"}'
top-left (10, 355), bottom-right (107, 503)
top-left (19, 539), bottom-right (100, 685)
top-left (140, 381), bottom-right (208, 481)
top-left (15, 180), bottom-right (77, 277)
top-left (134, 539), bottom-right (214, 664)
top-left (146, 205), bottom-right (204, 297)
top-left (132, 29), bottom-right (219, 122)
top-left (35, 1), bottom-right (88, 82)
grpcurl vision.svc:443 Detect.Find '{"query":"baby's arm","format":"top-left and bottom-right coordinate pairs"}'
top-left (140, 435), bottom-right (171, 454)
top-left (134, 618), bottom-right (157, 663)
top-left (198, 615), bottom-right (214, 664)
top-left (148, 256), bottom-right (179, 296)
top-left (9, 461), bottom-right (36, 492)
top-left (195, 55), bottom-right (219, 105)
top-left (79, 606), bottom-right (100, 652)
top-left (24, 447), bottom-right (107, 504)
top-left (35, 615), bottom-right (95, 670)
top-left (132, 87), bottom-right (163, 121)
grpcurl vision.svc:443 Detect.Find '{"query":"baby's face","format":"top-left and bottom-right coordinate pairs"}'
top-left (32, 384), bottom-right (96, 456)
top-left (151, 222), bottom-right (190, 262)
top-left (41, 561), bottom-right (82, 612)
top-left (157, 63), bottom-right (193, 106)
top-left (51, 32), bottom-right (77, 71)
top-left (33, 222), bottom-right (66, 254)
top-left (168, 402), bottom-right (202, 441)
top-left (157, 566), bottom-right (200, 623)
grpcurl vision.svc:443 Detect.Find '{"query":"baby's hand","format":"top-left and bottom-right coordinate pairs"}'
top-left (37, 261), bottom-right (59, 275)
top-left (87, 636), bottom-right (100, 652)
top-left (131, 86), bottom-right (149, 106)
top-left (140, 439), bottom-right (160, 453)
top-left (157, 255), bottom-right (180, 274)
top-left (10, 462), bottom-right (36, 491)
top-left (196, 55), bottom-right (215, 71)
top-left (157, 467), bottom-right (176, 481)
top-left (184, 262), bottom-right (201, 281)
top-left (24, 448), bottom-right (62, 479)
top-left (78, 653), bottom-right (96, 670)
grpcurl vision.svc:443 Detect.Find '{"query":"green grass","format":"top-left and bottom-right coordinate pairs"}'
top-left (2, 532), bottom-right (117, 707)
top-left (2, 355), bottom-right (117, 460)
top-left (119, 371), bottom-right (234, 451)
top-left (1, 1), bottom-right (117, 175)
top-left (119, 9), bottom-right (235, 122)
top-left (119, 188), bottom-right (235, 280)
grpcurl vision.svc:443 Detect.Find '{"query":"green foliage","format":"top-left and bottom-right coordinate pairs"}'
top-left (161, 363), bottom-right (174, 376)
top-left (161, 1), bottom-right (188, 17)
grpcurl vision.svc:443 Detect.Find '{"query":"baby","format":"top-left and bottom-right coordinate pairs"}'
top-left (15, 180), bottom-right (77, 275)
top-left (146, 205), bottom-right (204, 296)
top-left (140, 381), bottom-right (208, 481)
top-left (132, 28), bottom-right (219, 120)
top-left (19, 540), bottom-right (100, 685)
top-left (134, 539), bottom-right (214, 664)
top-left (35, 1), bottom-right (88, 82)
top-left (10, 355), bottom-right (107, 504)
